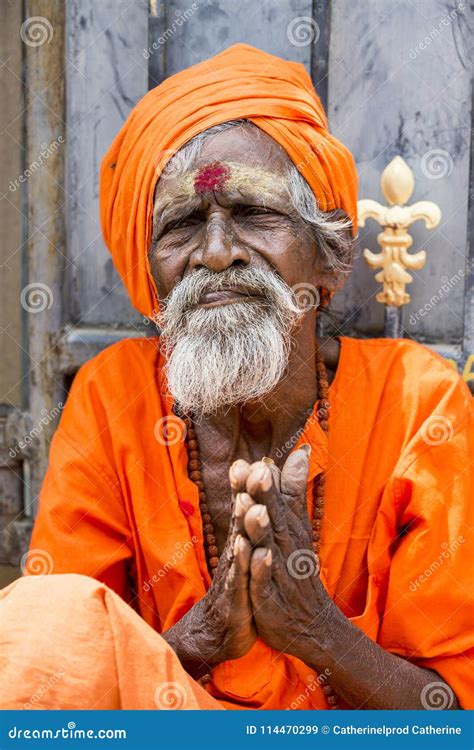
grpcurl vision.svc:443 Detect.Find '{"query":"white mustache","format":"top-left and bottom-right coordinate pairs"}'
top-left (158, 267), bottom-right (303, 416)
top-left (160, 267), bottom-right (301, 318)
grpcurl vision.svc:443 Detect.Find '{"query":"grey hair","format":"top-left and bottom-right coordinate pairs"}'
top-left (160, 119), bottom-right (354, 274)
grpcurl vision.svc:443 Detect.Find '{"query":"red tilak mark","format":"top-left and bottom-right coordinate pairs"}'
top-left (194, 161), bottom-right (231, 194)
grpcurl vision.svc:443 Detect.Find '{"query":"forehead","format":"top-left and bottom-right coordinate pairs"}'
top-left (196, 123), bottom-right (290, 169)
top-left (154, 124), bottom-right (291, 204)
top-left (180, 161), bottom-right (287, 201)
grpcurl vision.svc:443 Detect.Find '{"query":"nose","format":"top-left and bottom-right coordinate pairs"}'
top-left (189, 212), bottom-right (250, 273)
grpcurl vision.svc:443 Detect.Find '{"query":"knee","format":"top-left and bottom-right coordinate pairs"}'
top-left (1, 574), bottom-right (107, 619)
top-left (7, 571), bottom-right (101, 594)
top-left (0, 574), bottom-right (119, 709)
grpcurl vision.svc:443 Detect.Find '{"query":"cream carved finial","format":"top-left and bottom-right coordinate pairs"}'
top-left (357, 156), bottom-right (441, 307)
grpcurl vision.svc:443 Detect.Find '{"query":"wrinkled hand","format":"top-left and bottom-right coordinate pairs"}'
top-left (236, 449), bottom-right (333, 663)
top-left (163, 460), bottom-right (257, 677)
top-left (196, 459), bottom-right (259, 665)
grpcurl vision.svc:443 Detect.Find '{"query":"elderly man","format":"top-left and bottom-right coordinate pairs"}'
top-left (1, 44), bottom-right (472, 711)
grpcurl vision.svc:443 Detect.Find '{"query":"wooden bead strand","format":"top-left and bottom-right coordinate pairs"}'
top-left (182, 415), bottom-right (220, 577)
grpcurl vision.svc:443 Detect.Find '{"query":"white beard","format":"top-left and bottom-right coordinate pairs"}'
top-left (158, 267), bottom-right (303, 417)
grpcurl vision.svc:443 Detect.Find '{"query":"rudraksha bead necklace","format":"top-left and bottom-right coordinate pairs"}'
top-left (179, 345), bottom-right (339, 708)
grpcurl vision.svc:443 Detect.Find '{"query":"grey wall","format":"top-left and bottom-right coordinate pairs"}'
top-left (0, 1), bottom-right (24, 408)
top-left (66, 0), bottom-right (148, 327)
top-left (328, 0), bottom-right (471, 344)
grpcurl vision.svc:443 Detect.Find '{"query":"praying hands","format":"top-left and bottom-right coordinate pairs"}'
top-left (162, 448), bottom-right (327, 678)
top-left (228, 449), bottom-right (333, 665)
top-left (163, 448), bottom-right (459, 710)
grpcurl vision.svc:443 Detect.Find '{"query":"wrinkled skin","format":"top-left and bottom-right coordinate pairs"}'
top-left (157, 125), bottom-right (459, 708)
top-left (243, 451), bottom-right (329, 663)
top-left (163, 464), bottom-right (256, 676)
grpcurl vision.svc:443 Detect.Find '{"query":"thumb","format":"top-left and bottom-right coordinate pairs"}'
top-left (280, 445), bottom-right (311, 511)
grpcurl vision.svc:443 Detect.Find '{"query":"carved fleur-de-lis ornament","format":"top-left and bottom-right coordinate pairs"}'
top-left (357, 156), bottom-right (441, 307)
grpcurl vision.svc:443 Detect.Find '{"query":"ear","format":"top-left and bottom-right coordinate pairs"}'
top-left (313, 209), bottom-right (355, 293)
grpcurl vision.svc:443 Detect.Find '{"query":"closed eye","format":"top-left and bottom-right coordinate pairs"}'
top-left (233, 204), bottom-right (282, 218)
top-left (159, 205), bottom-right (287, 236)
top-left (162, 210), bottom-right (206, 233)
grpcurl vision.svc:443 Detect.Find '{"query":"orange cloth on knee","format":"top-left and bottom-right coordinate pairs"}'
top-left (0, 574), bottom-right (221, 710)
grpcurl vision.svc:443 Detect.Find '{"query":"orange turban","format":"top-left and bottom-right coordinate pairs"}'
top-left (100, 43), bottom-right (358, 318)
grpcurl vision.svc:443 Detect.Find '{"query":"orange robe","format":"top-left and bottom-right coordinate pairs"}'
top-left (23, 335), bottom-right (473, 709)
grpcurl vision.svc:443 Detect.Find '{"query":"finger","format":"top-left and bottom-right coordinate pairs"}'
top-left (229, 459), bottom-right (251, 494)
top-left (280, 445), bottom-right (311, 517)
top-left (243, 460), bottom-right (280, 486)
top-left (261, 457), bottom-right (281, 492)
top-left (234, 492), bottom-right (255, 536)
top-left (225, 462), bottom-right (253, 564)
top-left (246, 521), bottom-right (305, 595)
top-left (246, 461), bottom-right (280, 498)
top-left (243, 506), bottom-right (292, 594)
top-left (243, 504), bottom-right (273, 547)
top-left (245, 463), bottom-right (292, 553)
top-left (225, 533), bottom-right (252, 591)
top-left (249, 547), bottom-right (273, 604)
top-left (225, 536), bottom-right (254, 639)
